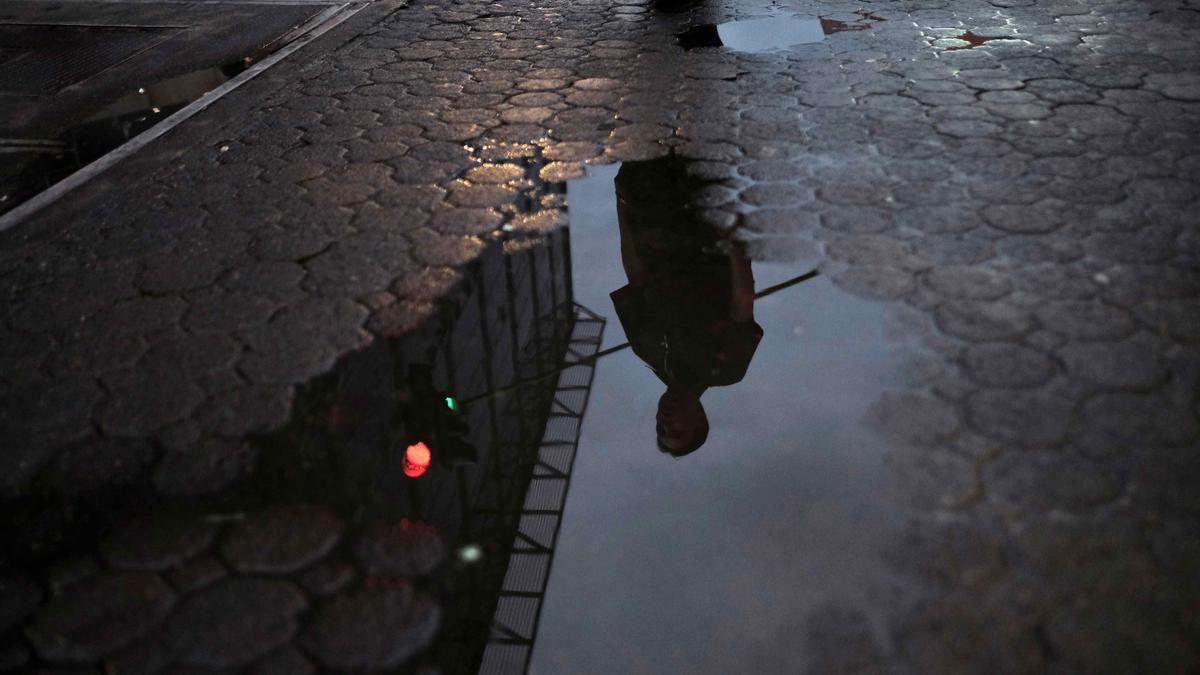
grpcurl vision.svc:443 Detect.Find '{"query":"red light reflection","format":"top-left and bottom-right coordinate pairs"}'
top-left (404, 442), bottom-right (432, 478)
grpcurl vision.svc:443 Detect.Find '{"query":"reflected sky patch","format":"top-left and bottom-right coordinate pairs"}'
top-left (530, 161), bottom-right (908, 673)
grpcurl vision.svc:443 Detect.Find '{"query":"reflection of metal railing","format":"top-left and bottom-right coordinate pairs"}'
top-left (479, 303), bottom-right (606, 675)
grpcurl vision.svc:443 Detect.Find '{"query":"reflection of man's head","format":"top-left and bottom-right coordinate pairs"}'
top-left (656, 385), bottom-right (709, 457)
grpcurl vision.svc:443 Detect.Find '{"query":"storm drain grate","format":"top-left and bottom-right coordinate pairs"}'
top-left (0, 24), bottom-right (177, 95)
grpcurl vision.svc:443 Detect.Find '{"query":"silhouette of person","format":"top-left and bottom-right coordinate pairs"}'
top-left (609, 155), bottom-right (762, 457)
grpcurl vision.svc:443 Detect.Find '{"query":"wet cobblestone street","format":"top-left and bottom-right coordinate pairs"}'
top-left (1, 0), bottom-right (1199, 671)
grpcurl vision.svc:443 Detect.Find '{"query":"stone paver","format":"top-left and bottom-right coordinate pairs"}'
top-left (161, 577), bottom-right (306, 668)
top-left (302, 587), bottom-right (441, 669)
top-left (25, 570), bottom-right (175, 662)
top-left (219, 505), bottom-right (343, 574)
top-left (354, 517), bottom-right (447, 577)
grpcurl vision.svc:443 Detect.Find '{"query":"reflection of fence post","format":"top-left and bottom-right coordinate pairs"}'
top-left (479, 302), bottom-right (606, 674)
top-left (475, 258), bottom-right (506, 531)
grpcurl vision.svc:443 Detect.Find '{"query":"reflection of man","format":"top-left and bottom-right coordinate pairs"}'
top-left (609, 155), bottom-right (763, 457)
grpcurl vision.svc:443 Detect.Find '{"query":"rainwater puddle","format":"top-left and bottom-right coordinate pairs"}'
top-left (677, 11), bottom-right (883, 52)
top-left (0, 154), bottom-right (914, 674)
top-left (0, 62), bottom-right (245, 214)
top-left (678, 17), bottom-right (825, 52)
top-left (529, 159), bottom-right (908, 673)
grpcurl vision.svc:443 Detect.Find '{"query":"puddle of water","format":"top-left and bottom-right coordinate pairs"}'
top-left (0, 62), bottom-right (245, 213)
top-left (678, 11), bottom-right (884, 52)
top-left (716, 17), bottom-right (824, 52)
top-left (4, 151), bottom-right (917, 673)
top-left (529, 159), bottom-right (907, 673)
top-left (679, 17), bottom-right (825, 52)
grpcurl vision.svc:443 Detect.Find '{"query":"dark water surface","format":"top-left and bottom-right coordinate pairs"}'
top-left (529, 162), bottom-right (907, 673)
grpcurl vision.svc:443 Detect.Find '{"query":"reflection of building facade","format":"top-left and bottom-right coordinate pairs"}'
top-left (0, 226), bottom-right (599, 674)
top-left (475, 303), bottom-right (605, 674)
top-left (254, 224), bottom-right (600, 672)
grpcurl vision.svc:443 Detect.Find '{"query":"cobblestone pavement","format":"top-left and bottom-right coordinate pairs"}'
top-left (2, 0), bottom-right (1199, 670)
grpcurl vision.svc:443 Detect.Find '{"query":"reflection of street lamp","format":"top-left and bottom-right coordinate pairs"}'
top-left (404, 442), bottom-right (432, 478)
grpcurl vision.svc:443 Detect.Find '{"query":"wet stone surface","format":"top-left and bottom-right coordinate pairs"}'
top-left (1, 0), bottom-right (1199, 670)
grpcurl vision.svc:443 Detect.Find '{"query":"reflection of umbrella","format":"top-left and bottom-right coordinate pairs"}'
top-left (462, 268), bottom-right (819, 404)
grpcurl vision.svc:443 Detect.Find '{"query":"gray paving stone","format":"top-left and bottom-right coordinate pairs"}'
top-left (26, 571), bottom-right (175, 662)
top-left (980, 202), bottom-right (1066, 234)
top-left (166, 555), bottom-right (227, 595)
top-left (152, 437), bottom-right (258, 497)
top-left (194, 385), bottom-right (294, 437)
top-left (220, 505), bottom-right (343, 574)
top-left (964, 389), bottom-right (1073, 447)
top-left (962, 343), bottom-right (1056, 389)
top-left (893, 205), bottom-right (983, 235)
top-left (821, 206), bottom-right (895, 234)
top-left (1144, 72), bottom-right (1200, 101)
top-left (1011, 263), bottom-right (1097, 301)
top-left (826, 236), bottom-right (927, 270)
top-left (831, 266), bottom-right (917, 300)
top-left (302, 588), bottom-right (440, 670)
top-left (1059, 341), bottom-right (1167, 390)
top-left (1034, 301), bottom-right (1137, 341)
top-left (885, 519), bottom-right (1008, 590)
top-left (935, 301), bottom-right (1035, 341)
top-left (298, 560), bottom-right (356, 597)
top-left (164, 578), bottom-right (306, 668)
top-left (867, 391), bottom-right (960, 447)
top-left (924, 265), bottom-right (1013, 301)
top-left (100, 511), bottom-right (220, 572)
top-left (986, 453), bottom-right (1123, 514)
top-left (996, 234), bottom-right (1084, 264)
top-left (96, 365), bottom-right (206, 437)
top-left (1133, 299), bottom-right (1200, 343)
top-left (1084, 224), bottom-right (1181, 263)
top-left (354, 518), bottom-right (447, 577)
top-left (39, 437), bottom-right (157, 496)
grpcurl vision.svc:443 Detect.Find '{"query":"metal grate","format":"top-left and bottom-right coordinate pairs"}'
top-left (0, 25), bottom-right (177, 95)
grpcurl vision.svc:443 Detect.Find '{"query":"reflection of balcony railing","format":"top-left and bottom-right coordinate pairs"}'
top-left (480, 304), bottom-right (605, 675)
top-left (417, 228), bottom-right (609, 674)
